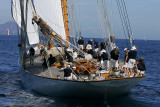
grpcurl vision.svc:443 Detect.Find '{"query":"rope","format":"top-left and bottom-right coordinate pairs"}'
top-left (97, 0), bottom-right (106, 41)
top-left (116, 0), bottom-right (129, 48)
top-left (33, 15), bottom-right (112, 71)
top-left (101, 0), bottom-right (112, 52)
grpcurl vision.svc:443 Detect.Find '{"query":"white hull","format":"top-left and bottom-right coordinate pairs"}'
top-left (20, 68), bottom-right (145, 98)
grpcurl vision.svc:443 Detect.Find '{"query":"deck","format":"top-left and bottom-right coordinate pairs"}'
top-left (25, 48), bottom-right (65, 79)
top-left (24, 47), bottom-right (145, 81)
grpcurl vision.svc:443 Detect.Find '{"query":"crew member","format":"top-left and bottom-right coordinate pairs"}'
top-left (86, 39), bottom-right (93, 50)
top-left (29, 47), bottom-right (35, 65)
top-left (110, 47), bottom-right (120, 71)
top-left (64, 65), bottom-right (73, 80)
top-left (128, 45), bottom-right (137, 77)
top-left (94, 39), bottom-right (99, 53)
top-left (123, 48), bottom-right (129, 76)
top-left (101, 51), bottom-right (109, 70)
top-left (48, 54), bottom-right (56, 67)
top-left (100, 39), bottom-right (107, 50)
top-left (78, 37), bottom-right (84, 50)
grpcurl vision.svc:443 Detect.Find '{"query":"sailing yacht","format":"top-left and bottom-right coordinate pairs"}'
top-left (7, 28), bottom-right (10, 36)
top-left (11, 0), bottom-right (145, 97)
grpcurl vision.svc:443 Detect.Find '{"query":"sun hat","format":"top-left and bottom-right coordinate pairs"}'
top-left (124, 48), bottom-right (128, 51)
top-left (67, 64), bottom-right (70, 68)
top-left (72, 66), bottom-right (76, 69)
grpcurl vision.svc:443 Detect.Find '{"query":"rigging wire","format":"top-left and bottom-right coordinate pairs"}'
top-left (101, 0), bottom-right (112, 52)
top-left (121, 0), bottom-right (134, 45)
top-left (110, 0), bottom-right (115, 37)
top-left (71, 3), bottom-right (77, 46)
top-left (67, 0), bottom-right (76, 45)
top-left (97, 0), bottom-right (106, 41)
top-left (77, 0), bottom-right (81, 38)
top-left (116, 0), bottom-right (129, 48)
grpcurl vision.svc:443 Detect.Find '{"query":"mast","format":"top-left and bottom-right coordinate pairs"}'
top-left (62, 0), bottom-right (70, 41)
top-left (20, 0), bottom-right (27, 68)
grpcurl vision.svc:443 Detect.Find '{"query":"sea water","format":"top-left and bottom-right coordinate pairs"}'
top-left (0, 35), bottom-right (160, 107)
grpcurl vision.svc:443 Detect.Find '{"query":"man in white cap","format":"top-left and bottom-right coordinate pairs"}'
top-left (128, 45), bottom-right (137, 77)
top-left (64, 64), bottom-right (73, 80)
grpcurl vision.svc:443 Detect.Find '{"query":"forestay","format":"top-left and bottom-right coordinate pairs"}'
top-left (12, 0), bottom-right (40, 45)
top-left (33, 0), bottom-right (67, 40)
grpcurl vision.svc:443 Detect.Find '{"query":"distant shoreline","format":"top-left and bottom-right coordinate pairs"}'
top-left (0, 35), bottom-right (159, 41)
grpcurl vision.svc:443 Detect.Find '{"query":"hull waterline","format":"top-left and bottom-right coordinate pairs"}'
top-left (20, 68), bottom-right (145, 98)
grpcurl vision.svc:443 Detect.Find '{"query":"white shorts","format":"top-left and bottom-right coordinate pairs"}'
top-left (103, 60), bottom-right (109, 68)
top-left (64, 75), bottom-right (72, 80)
top-left (123, 62), bottom-right (128, 68)
top-left (73, 52), bottom-right (78, 59)
top-left (137, 70), bottom-right (141, 73)
top-left (86, 44), bottom-right (92, 50)
top-left (78, 45), bottom-right (83, 50)
top-left (94, 48), bottom-right (99, 52)
top-left (128, 59), bottom-right (136, 68)
top-left (111, 59), bottom-right (118, 68)
top-left (140, 71), bottom-right (145, 75)
top-left (85, 54), bottom-right (92, 60)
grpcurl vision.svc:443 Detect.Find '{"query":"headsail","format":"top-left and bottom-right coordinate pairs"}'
top-left (33, 0), bottom-right (67, 40)
top-left (25, 0), bottom-right (39, 45)
top-left (12, 0), bottom-right (39, 45)
top-left (11, 0), bottom-right (21, 27)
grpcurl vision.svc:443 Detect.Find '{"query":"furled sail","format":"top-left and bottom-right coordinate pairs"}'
top-left (33, 0), bottom-right (66, 40)
top-left (12, 0), bottom-right (39, 45)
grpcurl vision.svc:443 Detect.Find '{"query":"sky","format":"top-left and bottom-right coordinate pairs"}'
top-left (0, 0), bottom-right (160, 40)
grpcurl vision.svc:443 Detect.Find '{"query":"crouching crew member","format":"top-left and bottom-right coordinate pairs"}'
top-left (64, 65), bottom-right (73, 80)
top-left (64, 65), bottom-right (77, 80)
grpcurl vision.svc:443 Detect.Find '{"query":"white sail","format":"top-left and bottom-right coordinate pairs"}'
top-left (7, 28), bottom-right (10, 36)
top-left (33, 0), bottom-right (66, 40)
top-left (25, 0), bottom-right (39, 45)
top-left (12, 0), bottom-right (39, 45)
top-left (11, 0), bottom-right (21, 27)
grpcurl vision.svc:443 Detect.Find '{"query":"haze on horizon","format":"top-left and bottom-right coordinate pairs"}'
top-left (0, 0), bottom-right (160, 40)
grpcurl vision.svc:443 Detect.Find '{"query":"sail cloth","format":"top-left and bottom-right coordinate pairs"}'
top-left (25, 0), bottom-right (39, 45)
top-left (33, 0), bottom-right (67, 40)
top-left (11, 0), bottom-right (21, 27)
top-left (11, 0), bottom-right (40, 45)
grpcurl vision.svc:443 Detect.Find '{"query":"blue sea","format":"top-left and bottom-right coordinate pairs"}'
top-left (0, 35), bottom-right (160, 107)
